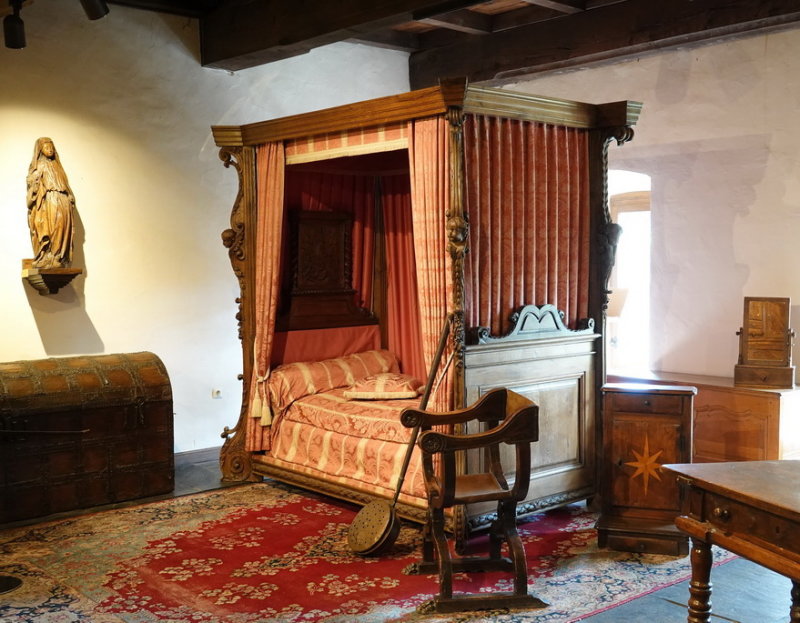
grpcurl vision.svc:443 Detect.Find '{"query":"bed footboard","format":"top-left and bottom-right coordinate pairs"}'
top-left (462, 305), bottom-right (600, 533)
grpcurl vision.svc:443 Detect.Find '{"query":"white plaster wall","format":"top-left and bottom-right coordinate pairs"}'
top-left (507, 29), bottom-right (800, 378)
top-left (0, 1), bottom-right (409, 451)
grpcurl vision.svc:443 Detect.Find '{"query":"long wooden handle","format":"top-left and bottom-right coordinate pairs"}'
top-left (391, 313), bottom-right (452, 507)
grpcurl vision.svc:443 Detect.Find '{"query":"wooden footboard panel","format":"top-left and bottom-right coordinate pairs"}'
top-left (463, 331), bottom-right (599, 531)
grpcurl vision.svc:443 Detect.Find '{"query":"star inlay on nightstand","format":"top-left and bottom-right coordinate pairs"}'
top-left (625, 436), bottom-right (664, 495)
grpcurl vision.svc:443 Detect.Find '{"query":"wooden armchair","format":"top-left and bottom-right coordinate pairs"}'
top-left (400, 388), bottom-right (548, 614)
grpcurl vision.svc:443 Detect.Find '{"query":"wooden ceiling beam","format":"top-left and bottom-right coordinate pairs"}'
top-left (349, 29), bottom-right (421, 53)
top-left (584, 0), bottom-right (626, 7)
top-left (492, 5), bottom-right (563, 31)
top-left (107, 0), bottom-right (218, 18)
top-left (518, 0), bottom-right (584, 15)
top-left (410, 0), bottom-right (800, 88)
top-left (417, 27), bottom-right (478, 49)
top-left (200, 0), bottom-right (486, 71)
top-left (419, 8), bottom-right (493, 34)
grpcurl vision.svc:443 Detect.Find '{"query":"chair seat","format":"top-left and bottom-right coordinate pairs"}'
top-left (453, 473), bottom-right (510, 503)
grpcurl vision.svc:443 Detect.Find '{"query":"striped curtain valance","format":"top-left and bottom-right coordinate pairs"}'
top-left (285, 122), bottom-right (408, 164)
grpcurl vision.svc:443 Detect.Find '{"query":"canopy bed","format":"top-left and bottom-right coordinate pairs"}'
top-left (211, 78), bottom-right (641, 542)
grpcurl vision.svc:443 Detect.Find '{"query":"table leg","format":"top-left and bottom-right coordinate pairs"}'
top-left (791, 580), bottom-right (800, 623)
top-left (687, 537), bottom-right (712, 623)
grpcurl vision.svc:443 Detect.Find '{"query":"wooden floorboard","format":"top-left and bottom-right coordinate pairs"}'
top-left (580, 556), bottom-right (791, 622)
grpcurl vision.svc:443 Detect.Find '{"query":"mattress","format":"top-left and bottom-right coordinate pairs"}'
top-left (268, 388), bottom-right (426, 500)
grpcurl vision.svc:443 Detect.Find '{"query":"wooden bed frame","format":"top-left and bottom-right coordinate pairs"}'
top-left (211, 78), bottom-right (641, 541)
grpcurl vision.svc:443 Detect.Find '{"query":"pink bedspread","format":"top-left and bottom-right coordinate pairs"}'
top-left (268, 389), bottom-right (426, 501)
top-left (280, 388), bottom-right (418, 442)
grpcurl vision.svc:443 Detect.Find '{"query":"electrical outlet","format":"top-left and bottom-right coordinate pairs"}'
top-left (211, 389), bottom-right (222, 399)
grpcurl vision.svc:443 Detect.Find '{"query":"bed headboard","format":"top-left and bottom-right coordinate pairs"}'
top-left (271, 325), bottom-right (381, 366)
top-left (276, 210), bottom-right (377, 331)
top-left (467, 303), bottom-right (595, 345)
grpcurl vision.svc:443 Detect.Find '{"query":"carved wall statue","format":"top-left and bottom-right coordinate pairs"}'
top-left (26, 137), bottom-right (75, 269)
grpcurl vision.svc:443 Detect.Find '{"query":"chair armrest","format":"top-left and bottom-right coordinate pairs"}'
top-left (401, 387), bottom-right (527, 429)
top-left (417, 404), bottom-right (539, 454)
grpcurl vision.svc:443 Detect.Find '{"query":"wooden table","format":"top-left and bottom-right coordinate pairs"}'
top-left (663, 461), bottom-right (800, 623)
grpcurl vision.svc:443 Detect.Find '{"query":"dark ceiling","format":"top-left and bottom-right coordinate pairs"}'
top-left (109, 0), bottom-right (800, 89)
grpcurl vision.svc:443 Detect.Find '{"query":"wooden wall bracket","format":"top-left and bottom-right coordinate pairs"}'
top-left (21, 259), bottom-right (82, 295)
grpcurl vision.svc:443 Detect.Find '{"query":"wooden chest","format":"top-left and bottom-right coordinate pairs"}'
top-left (0, 352), bottom-right (173, 523)
top-left (596, 382), bottom-right (696, 555)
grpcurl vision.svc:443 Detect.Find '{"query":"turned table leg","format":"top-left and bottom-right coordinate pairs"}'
top-left (791, 580), bottom-right (800, 623)
top-left (687, 537), bottom-right (712, 623)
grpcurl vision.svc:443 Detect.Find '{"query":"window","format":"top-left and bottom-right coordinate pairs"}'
top-left (607, 171), bottom-right (651, 372)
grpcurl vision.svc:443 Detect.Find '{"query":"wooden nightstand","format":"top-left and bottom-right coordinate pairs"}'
top-left (596, 382), bottom-right (696, 555)
top-left (609, 371), bottom-right (800, 462)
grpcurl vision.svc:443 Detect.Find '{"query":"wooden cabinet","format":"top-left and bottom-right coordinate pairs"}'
top-left (597, 383), bottom-right (696, 555)
top-left (609, 371), bottom-right (800, 462)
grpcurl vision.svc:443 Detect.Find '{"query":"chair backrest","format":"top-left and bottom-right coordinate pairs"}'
top-left (401, 388), bottom-right (539, 507)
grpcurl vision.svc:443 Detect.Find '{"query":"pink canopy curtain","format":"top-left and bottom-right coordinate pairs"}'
top-left (463, 114), bottom-right (590, 337)
top-left (284, 169), bottom-right (375, 309)
top-left (408, 117), bottom-right (454, 412)
top-left (246, 142), bottom-right (286, 452)
top-left (381, 174), bottom-right (425, 382)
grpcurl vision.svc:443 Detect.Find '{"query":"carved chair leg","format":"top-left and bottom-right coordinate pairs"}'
top-left (431, 507), bottom-right (453, 600)
top-left (404, 510), bottom-right (438, 575)
top-left (499, 499), bottom-right (528, 596)
top-left (488, 505), bottom-right (505, 561)
top-left (421, 514), bottom-right (435, 564)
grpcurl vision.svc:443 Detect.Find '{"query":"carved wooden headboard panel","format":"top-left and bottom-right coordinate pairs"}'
top-left (276, 210), bottom-right (377, 331)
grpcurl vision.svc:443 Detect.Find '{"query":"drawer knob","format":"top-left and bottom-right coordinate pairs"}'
top-left (713, 507), bottom-right (731, 521)
top-left (643, 400), bottom-right (651, 406)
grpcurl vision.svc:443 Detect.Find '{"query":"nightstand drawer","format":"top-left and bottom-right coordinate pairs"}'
top-left (608, 392), bottom-right (684, 415)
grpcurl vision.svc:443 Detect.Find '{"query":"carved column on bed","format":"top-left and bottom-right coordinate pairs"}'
top-left (445, 106), bottom-right (471, 547)
top-left (218, 145), bottom-right (259, 483)
top-left (588, 122), bottom-right (635, 385)
top-left (588, 120), bottom-right (636, 502)
top-left (446, 107), bottom-right (468, 405)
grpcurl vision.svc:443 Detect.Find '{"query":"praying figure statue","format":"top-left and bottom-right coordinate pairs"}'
top-left (26, 137), bottom-right (75, 268)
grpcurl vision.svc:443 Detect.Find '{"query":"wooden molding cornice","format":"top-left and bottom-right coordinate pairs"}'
top-left (212, 78), bottom-right (468, 147)
top-left (212, 80), bottom-right (641, 147)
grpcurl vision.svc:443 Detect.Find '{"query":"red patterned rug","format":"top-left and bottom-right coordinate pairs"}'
top-left (0, 481), bottom-right (730, 622)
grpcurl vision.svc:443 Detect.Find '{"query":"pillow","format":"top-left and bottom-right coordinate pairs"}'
top-left (268, 349), bottom-right (399, 414)
top-left (343, 373), bottom-right (424, 400)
